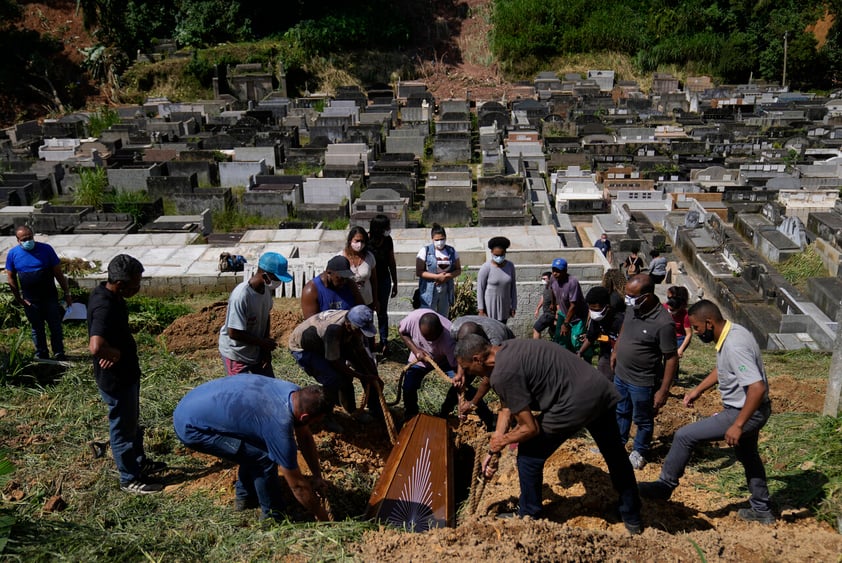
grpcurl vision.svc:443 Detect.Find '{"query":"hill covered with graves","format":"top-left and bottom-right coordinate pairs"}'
top-left (1, 66), bottom-right (841, 351)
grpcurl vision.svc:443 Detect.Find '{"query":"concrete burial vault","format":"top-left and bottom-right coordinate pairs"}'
top-left (367, 414), bottom-right (455, 531)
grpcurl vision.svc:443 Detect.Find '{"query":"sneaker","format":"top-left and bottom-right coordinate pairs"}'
top-left (140, 459), bottom-right (168, 476)
top-left (638, 480), bottom-right (674, 500)
top-left (624, 520), bottom-right (643, 535)
top-left (120, 479), bottom-right (164, 494)
top-left (53, 353), bottom-right (68, 361)
top-left (737, 508), bottom-right (775, 525)
top-left (628, 450), bottom-right (646, 470)
top-left (234, 497), bottom-right (260, 511)
top-left (495, 512), bottom-right (518, 520)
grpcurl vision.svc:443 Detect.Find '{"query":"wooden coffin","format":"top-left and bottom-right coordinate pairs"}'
top-left (367, 414), bottom-right (454, 531)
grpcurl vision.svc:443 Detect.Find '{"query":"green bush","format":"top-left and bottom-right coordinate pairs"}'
top-left (127, 296), bottom-right (191, 334)
top-left (73, 167), bottom-right (109, 210)
top-left (87, 107), bottom-right (120, 137)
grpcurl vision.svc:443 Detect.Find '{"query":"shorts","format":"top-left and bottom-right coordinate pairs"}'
top-left (533, 311), bottom-right (555, 333)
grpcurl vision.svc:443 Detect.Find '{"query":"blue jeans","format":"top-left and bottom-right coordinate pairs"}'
top-left (175, 425), bottom-right (285, 518)
top-left (614, 375), bottom-right (655, 455)
top-left (23, 299), bottom-right (64, 358)
top-left (660, 403), bottom-right (772, 513)
top-left (291, 350), bottom-right (381, 415)
top-left (516, 407), bottom-right (641, 526)
top-left (403, 361), bottom-right (454, 420)
top-left (99, 382), bottom-right (146, 484)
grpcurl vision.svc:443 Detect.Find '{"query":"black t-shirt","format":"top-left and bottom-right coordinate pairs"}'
top-left (585, 310), bottom-right (624, 359)
top-left (87, 282), bottom-right (141, 393)
top-left (490, 340), bottom-right (620, 435)
top-left (370, 235), bottom-right (395, 281)
top-left (613, 303), bottom-right (676, 387)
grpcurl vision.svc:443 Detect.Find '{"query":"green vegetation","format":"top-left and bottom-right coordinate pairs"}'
top-left (86, 107), bottom-right (120, 137)
top-left (0, 292), bottom-right (839, 558)
top-left (0, 452), bottom-right (14, 554)
top-left (112, 189), bottom-right (153, 224)
top-left (212, 208), bottom-right (278, 232)
top-left (126, 296), bottom-right (191, 334)
top-left (778, 244), bottom-right (829, 292)
top-left (73, 167), bottom-right (109, 209)
top-left (490, 0), bottom-right (839, 87)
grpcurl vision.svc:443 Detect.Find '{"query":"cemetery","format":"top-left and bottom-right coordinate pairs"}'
top-left (3, 59), bottom-right (842, 561)
top-left (2, 67), bottom-right (841, 351)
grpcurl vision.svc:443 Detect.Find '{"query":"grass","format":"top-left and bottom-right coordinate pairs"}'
top-left (1, 293), bottom-right (840, 559)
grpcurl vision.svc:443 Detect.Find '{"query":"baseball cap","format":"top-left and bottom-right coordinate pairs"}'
top-left (258, 252), bottom-right (293, 282)
top-left (326, 255), bottom-right (354, 278)
top-left (551, 257), bottom-right (568, 271)
top-left (347, 305), bottom-right (377, 337)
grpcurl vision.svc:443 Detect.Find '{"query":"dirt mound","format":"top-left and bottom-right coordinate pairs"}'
top-left (161, 301), bottom-right (303, 353)
top-left (352, 516), bottom-right (842, 562)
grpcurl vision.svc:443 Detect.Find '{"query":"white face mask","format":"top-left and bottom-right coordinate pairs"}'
top-left (589, 307), bottom-right (607, 321)
top-left (625, 294), bottom-right (645, 310)
top-left (434, 239), bottom-right (446, 250)
top-left (263, 275), bottom-right (281, 290)
top-left (351, 241), bottom-right (364, 252)
top-left (384, 230), bottom-right (391, 237)
top-left (492, 255), bottom-right (506, 265)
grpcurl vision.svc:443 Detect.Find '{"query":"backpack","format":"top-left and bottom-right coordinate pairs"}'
top-left (218, 252), bottom-right (247, 272)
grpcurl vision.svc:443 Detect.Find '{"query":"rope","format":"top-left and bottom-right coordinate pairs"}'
top-left (374, 381), bottom-right (399, 445)
top-left (427, 356), bottom-right (466, 423)
top-left (465, 434), bottom-right (491, 518)
top-left (386, 363), bottom-right (411, 407)
top-left (320, 494), bottom-right (335, 521)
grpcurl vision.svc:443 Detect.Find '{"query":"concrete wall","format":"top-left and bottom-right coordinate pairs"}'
top-left (219, 159), bottom-right (269, 188)
top-left (241, 191), bottom-right (291, 218)
top-left (107, 164), bottom-right (164, 192)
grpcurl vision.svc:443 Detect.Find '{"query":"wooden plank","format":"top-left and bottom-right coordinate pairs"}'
top-left (367, 414), bottom-right (454, 531)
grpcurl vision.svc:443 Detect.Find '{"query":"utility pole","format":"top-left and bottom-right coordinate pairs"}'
top-left (782, 31), bottom-right (788, 89)
top-left (823, 303), bottom-right (842, 416)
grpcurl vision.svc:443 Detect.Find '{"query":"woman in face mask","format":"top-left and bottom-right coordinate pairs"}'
top-left (476, 236), bottom-right (517, 323)
top-left (664, 286), bottom-right (692, 358)
top-left (415, 223), bottom-right (461, 318)
top-left (338, 226), bottom-right (378, 314)
top-left (577, 286), bottom-right (625, 380)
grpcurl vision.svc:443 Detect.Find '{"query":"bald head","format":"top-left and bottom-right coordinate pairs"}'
top-left (627, 274), bottom-right (654, 296)
top-left (419, 312), bottom-right (443, 341)
top-left (687, 299), bottom-right (723, 324)
top-left (456, 321), bottom-right (488, 342)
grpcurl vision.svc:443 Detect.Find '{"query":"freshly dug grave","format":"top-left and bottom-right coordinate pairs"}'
top-left (161, 298), bottom-right (842, 562)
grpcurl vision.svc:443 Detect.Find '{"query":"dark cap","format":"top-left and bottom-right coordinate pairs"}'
top-left (326, 255), bottom-right (354, 278)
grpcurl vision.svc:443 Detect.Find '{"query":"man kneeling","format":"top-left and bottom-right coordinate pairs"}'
top-left (455, 335), bottom-right (643, 534)
top-left (173, 375), bottom-right (331, 522)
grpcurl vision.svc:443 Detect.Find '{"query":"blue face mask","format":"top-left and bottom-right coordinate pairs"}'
top-left (21, 240), bottom-right (35, 251)
top-left (492, 255), bottom-right (506, 265)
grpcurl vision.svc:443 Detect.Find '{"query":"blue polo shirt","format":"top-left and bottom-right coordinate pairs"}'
top-left (5, 242), bottom-right (60, 302)
top-left (173, 375), bottom-right (300, 470)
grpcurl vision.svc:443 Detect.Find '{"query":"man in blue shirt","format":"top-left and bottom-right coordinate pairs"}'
top-left (5, 225), bottom-right (72, 360)
top-left (174, 375), bottom-right (332, 522)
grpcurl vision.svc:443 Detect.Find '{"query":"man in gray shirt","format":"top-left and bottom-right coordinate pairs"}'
top-left (611, 274), bottom-right (678, 470)
top-left (639, 300), bottom-right (774, 524)
top-left (455, 336), bottom-right (643, 535)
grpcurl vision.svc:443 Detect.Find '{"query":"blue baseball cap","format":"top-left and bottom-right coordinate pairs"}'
top-left (551, 257), bottom-right (567, 271)
top-left (347, 305), bottom-right (377, 337)
top-left (258, 252), bottom-right (293, 282)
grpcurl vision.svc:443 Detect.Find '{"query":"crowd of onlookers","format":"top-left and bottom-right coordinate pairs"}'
top-left (6, 219), bottom-right (775, 530)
